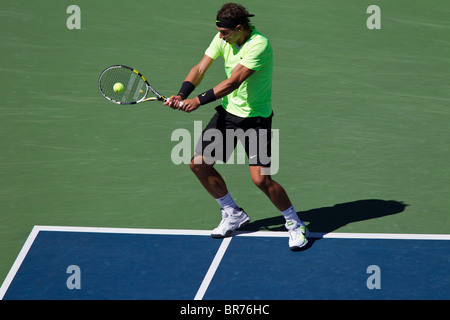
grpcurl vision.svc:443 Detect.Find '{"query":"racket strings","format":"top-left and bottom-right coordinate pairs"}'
top-left (99, 67), bottom-right (147, 103)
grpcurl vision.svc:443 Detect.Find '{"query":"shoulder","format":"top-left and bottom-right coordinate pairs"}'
top-left (245, 29), bottom-right (272, 53)
top-left (211, 32), bottom-right (227, 47)
top-left (205, 32), bottom-right (227, 59)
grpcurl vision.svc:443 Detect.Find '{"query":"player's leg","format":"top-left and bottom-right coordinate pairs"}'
top-left (249, 167), bottom-right (291, 211)
top-left (242, 113), bottom-right (310, 249)
top-left (190, 154), bottom-right (227, 199)
top-left (191, 107), bottom-right (251, 237)
top-left (249, 167), bottom-right (309, 250)
top-left (190, 155), bottom-right (250, 238)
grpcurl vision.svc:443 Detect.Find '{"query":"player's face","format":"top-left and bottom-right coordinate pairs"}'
top-left (217, 26), bottom-right (240, 44)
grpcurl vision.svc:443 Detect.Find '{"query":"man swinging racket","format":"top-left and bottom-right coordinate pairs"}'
top-left (165, 2), bottom-right (309, 250)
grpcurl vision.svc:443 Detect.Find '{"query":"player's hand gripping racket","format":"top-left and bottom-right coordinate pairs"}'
top-left (98, 65), bottom-right (183, 106)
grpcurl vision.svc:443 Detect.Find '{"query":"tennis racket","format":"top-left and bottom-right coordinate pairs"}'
top-left (98, 65), bottom-right (183, 106)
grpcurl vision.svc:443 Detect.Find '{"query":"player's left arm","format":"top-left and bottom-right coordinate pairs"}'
top-left (213, 63), bottom-right (255, 99)
top-left (178, 63), bottom-right (255, 113)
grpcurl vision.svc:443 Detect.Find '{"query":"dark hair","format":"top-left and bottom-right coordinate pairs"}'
top-left (216, 3), bottom-right (253, 30)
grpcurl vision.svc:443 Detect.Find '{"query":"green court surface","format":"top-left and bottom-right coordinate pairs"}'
top-left (1, 0), bottom-right (449, 292)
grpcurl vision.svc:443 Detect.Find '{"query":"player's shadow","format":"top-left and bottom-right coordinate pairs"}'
top-left (240, 199), bottom-right (408, 250)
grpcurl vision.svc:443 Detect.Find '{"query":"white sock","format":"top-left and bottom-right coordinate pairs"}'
top-left (215, 192), bottom-right (239, 213)
top-left (281, 205), bottom-right (303, 225)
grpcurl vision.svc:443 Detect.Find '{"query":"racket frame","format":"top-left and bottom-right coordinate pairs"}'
top-left (98, 65), bottom-right (167, 105)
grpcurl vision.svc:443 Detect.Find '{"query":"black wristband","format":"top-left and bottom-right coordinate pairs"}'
top-left (178, 81), bottom-right (195, 99)
top-left (197, 89), bottom-right (216, 105)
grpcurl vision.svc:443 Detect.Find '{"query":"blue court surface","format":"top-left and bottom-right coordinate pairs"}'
top-left (1, 226), bottom-right (449, 300)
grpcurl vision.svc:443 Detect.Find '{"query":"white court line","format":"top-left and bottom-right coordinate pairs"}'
top-left (0, 226), bottom-right (41, 300)
top-left (194, 237), bottom-right (232, 300)
top-left (29, 225), bottom-right (213, 236)
top-left (1, 225), bottom-right (449, 300)
top-left (23, 225), bottom-right (450, 240)
top-left (234, 230), bottom-right (450, 240)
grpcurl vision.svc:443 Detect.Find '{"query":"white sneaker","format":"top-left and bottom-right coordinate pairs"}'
top-left (285, 220), bottom-right (310, 250)
top-left (211, 208), bottom-right (250, 238)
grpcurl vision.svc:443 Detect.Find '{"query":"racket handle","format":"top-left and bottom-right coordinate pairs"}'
top-left (164, 98), bottom-right (184, 107)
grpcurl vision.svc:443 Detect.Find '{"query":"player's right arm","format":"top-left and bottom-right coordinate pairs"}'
top-left (165, 55), bottom-right (214, 108)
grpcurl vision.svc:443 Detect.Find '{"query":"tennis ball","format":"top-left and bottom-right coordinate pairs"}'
top-left (113, 82), bottom-right (124, 93)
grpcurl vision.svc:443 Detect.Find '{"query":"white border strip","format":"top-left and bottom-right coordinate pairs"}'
top-left (30, 225), bottom-right (213, 236)
top-left (235, 230), bottom-right (450, 240)
top-left (24, 225), bottom-right (450, 240)
top-left (316, 232), bottom-right (450, 240)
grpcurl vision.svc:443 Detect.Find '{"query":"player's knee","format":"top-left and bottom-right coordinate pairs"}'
top-left (189, 157), bottom-right (201, 173)
top-left (251, 173), bottom-right (270, 190)
top-left (190, 155), bottom-right (213, 173)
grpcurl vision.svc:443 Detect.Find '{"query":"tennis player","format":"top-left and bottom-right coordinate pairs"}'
top-left (165, 3), bottom-right (309, 250)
